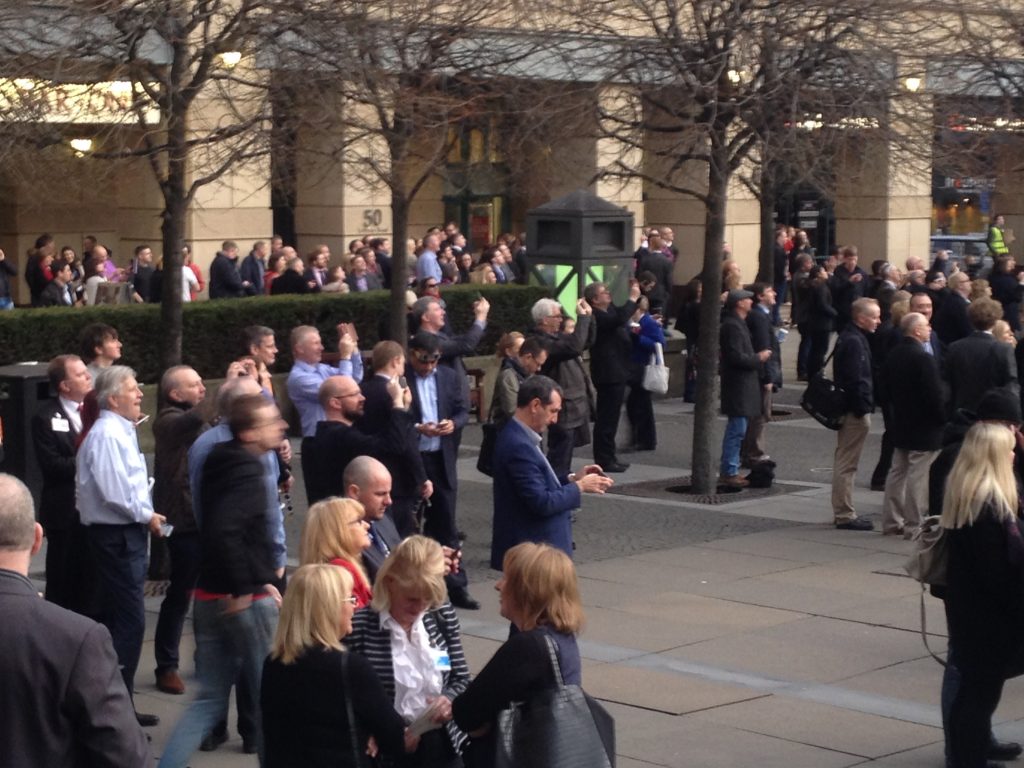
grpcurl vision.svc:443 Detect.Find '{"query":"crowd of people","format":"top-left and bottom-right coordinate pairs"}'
top-left (7, 213), bottom-right (1024, 768)
top-left (0, 223), bottom-right (537, 309)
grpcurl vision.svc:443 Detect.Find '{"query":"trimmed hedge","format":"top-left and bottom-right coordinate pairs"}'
top-left (0, 284), bottom-right (550, 383)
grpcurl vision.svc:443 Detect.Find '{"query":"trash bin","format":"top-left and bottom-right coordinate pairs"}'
top-left (0, 362), bottom-right (52, 506)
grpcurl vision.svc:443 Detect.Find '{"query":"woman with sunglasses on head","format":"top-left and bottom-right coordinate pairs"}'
top-left (300, 497), bottom-right (374, 609)
top-left (346, 536), bottom-right (470, 767)
top-left (261, 564), bottom-right (416, 768)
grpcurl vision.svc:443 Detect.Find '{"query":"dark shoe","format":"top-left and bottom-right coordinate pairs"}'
top-left (989, 740), bottom-right (1022, 760)
top-left (836, 518), bottom-right (874, 531)
top-left (718, 474), bottom-right (749, 488)
top-left (156, 668), bottom-right (185, 695)
top-left (603, 462), bottom-right (630, 473)
top-left (449, 590), bottom-right (481, 610)
top-left (200, 729), bottom-right (229, 752)
top-left (135, 712), bottom-right (160, 727)
top-left (242, 740), bottom-right (259, 755)
top-left (870, 482), bottom-right (886, 492)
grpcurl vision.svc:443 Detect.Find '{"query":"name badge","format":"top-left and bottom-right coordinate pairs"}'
top-left (51, 417), bottom-right (70, 433)
top-left (429, 646), bottom-right (451, 672)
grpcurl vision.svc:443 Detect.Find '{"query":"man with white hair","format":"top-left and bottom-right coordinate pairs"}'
top-left (0, 473), bottom-right (150, 767)
top-left (76, 365), bottom-right (167, 726)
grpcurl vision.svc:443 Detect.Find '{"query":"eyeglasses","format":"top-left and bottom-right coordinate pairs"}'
top-left (336, 391), bottom-right (362, 399)
top-left (343, 596), bottom-right (358, 606)
top-left (414, 352), bottom-right (441, 363)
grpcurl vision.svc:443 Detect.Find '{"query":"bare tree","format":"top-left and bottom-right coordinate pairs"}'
top-left (575, 0), bottom-right (905, 493)
top-left (0, 0), bottom-right (273, 369)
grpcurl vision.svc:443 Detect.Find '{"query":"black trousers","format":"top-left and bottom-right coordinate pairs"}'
top-left (593, 382), bottom-right (626, 465)
top-left (546, 422), bottom-right (575, 480)
top-left (44, 520), bottom-right (98, 618)
top-left (949, 665), bottom-right (1005, 768)
top-left (154, 531), bottom-right (202, 673)
top-left (626, 378), bottom-right (656, 450)
top-left (390, 495), bottom-right (421, 538)
top-left (807, 329), bottom-right (831, 379)
top-left (420, 451), bottom-right (468, 593)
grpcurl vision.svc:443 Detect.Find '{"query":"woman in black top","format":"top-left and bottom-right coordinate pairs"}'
top-left (261, 564), bottom-right (412, 768)
top-left (804, 265), bottom-right (838, 379)
top-left (942, 423), bottom-right (1024, 768)
top-left (453, 543), bottom-right (584, 768)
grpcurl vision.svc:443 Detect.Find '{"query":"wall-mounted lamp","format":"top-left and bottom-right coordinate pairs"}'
top-left (69, 138), bottom-right (93, 155)
top-left (219, 51), bottom-right (242, 68)
top-left (904, 77), bottom-right (922, 92)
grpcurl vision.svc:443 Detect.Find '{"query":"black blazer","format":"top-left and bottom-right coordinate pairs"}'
top-left (270, 270), bottom-right (309, 296)
top-left (406, 364), bottom-right (468, 490)
top-left (361, 515), bottom-right (401, 582)
top-left (719, 313), bottom-right (761, 419)
top-left (346, 603), bottom-right (471, 759)
top-left (746, 306), bottom-right (781, 388)
top-left (834, 324), bottom-right (875, 416)
top-left (31, 399), bottom-right (79, 531)
top-left (934, 293), bottom-right (972, 346)
top-left (357, 375), bottom-right (429, 498)
top-left (944, 332), bottom-right (1019, 415)
top-left (883, 337), bottom-right (945, 450)
top-left (0, 569), bottom-right (150, 767)
top-left (38, 281), bottom-right (74, 307)
top-left (804, 280), bottom-right (837, 333)
top-left (589, 301), bottom-right (637, 386)
top-left (198, 440), bottom-right (277, 596)
top-left (209, 253), bottom-right (251, 299)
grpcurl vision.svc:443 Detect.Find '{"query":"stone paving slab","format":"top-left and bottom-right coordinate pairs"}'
top-left (690, 696), bottom-right (942, 760)
top-left (585, 663), bottom-right (768, 715)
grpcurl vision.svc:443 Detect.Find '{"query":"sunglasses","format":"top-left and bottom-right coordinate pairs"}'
top-left (414, 352), bottom-right (441, 363)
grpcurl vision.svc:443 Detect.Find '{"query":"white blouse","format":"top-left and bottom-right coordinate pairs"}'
top-left (380, 612), bottom-right (443, 722)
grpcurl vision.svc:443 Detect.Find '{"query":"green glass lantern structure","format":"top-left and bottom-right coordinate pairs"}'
top-left (525, 189), bottom-right (635, 317)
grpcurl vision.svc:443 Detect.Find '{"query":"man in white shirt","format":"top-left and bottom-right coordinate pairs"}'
top-left (76, 365), bottom-right (166, 726)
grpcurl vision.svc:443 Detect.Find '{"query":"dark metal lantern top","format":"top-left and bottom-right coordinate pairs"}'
top-left (526, 189), bottom-right (635, 265)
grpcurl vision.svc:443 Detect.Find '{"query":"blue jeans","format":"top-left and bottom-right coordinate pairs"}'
top-left (720, 416), bottom-right (748, 477)
top-left (0, 297), bottom-right (13, 310)
top-left (159, 596), bottom-right (277, 768)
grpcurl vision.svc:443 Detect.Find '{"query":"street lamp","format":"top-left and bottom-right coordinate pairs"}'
top-left (219, 51), bottom-right (242, 68)
top-left (69, 138), bottom-right (93, 155)
top-left (904, 76), bottom-right (922, 92)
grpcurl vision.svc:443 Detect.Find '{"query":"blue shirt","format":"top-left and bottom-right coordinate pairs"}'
top-left (77, 411), bottom-right (154, 526)
top-left (287, 356), bottom-right (364, 437)
top-left (188, 423), bottom-right (287, 570)
top-left (416, 250), bottom-right (442, 282)
top-left (415, 371), bottom-right (441, 452)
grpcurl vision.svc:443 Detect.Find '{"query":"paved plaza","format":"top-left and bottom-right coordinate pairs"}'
top-left (30, 334), bottom-right (1020, 767)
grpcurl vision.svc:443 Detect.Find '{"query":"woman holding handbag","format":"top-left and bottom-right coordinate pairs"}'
top-left (452, 543), bottom-right (587, 768)
top-left (626, 295), bottom-right (666, 452)
top-left (346, 536), bottom-right (471, 768)
top-left (261, 564), bottom-right (415, 768)
top-left (942, 422), bottom-right (1024, 767)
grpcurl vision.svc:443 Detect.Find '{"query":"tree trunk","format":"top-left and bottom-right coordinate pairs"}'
top-left (757, 189), bottom-right (775, 284)
top-left (690, 143), bottom-right (730, 495)
top-left (389, 189), bottom-right (410, 347)
top-left (158, 97), bottom-right (188, 371)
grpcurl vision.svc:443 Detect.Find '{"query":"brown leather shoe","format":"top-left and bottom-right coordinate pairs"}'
top-left (156, 669), bottom-right (185, 695)
top-left (718, 474), bottom-right (749, 488)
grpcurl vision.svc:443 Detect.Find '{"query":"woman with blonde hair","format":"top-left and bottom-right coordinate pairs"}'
top-left (261, 564), bottom-right (414, 767)
top-left (941, 422), bottom-right (1024, 767)
top-left (993, 319), bottom-right (1016, 348)
top-left (453, 542), bottom-right (584, 766)
top-left (300, 497), bottom-right (373, 608)
top-left (346, 536), bottom-right (470, 767)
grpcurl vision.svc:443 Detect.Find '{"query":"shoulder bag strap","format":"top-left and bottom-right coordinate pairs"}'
top-left (340, 652), bottom-right (367, 767)
top-left (542, 633), bottom-right (565, 687)
top-left (918, 584), bottom-right (948, 667)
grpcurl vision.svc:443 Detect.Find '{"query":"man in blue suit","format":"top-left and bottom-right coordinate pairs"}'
top-left (490, 376), bottom-right (613, 570)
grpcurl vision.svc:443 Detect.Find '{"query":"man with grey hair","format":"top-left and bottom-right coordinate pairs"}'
top-left (414, 292), bottom-right (490, 405)
top-left (527, 296), bottom-right (595, 478)
top-left (286, 322), bottom-right (363, 437)
top-left (76, 365), bottom-right (167, 726)
top-left (880, 312), bottom-right (945, 539)
top-left (0, 473), bottom-right (150, 766)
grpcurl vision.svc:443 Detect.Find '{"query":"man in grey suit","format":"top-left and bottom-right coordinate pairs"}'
top-left (346, 456), bottom-right (402, 581)
top-left (0, 473), bottom-right (149, 768)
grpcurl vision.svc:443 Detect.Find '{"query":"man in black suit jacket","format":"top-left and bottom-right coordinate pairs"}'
top-left (345, 456), bottom-right (403, 581)
top-left (31, 354), bottom-right (95, 614)
top-left (742, 283), bottom-right (782, 467)
top-left (38, 260), bottom-right (76, 307)
top-left (881, 313), bottom-right (946, 538)
top-left (585, 279), bottom-right (640, 472)
top-left (413, 293), bottom-right (490, 405)
top-left (829, 245), bottom-right (868, 330)
top-left (209, 240), bottom-right (255, 299)
top-left (302, 374), bottom-right (419, 505)
top-left (933, 271), bottom-right (973, 346)
top-left (0, 473), bottom-right (150, 767)
top-left (406, 331), bottom-right (476, 609)
top-left (909, 292), bottom-right (944, 371)
top-left (270, 255), bottom-right (310, 295)
top-left (944, 297), bottom-right (1019, 416)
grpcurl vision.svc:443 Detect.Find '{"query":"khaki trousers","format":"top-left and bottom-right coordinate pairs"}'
top-left (881, 448), bottom-right (938, 536)
top-left (832, 413), bottom-right (870, 523)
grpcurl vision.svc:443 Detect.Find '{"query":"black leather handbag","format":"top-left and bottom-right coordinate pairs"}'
top-left (476, 422), bottom-right (498, 477)
top-left (800, 348), bottom-right (845, 430)
top-left (494, 636), bottom-right (614, 768)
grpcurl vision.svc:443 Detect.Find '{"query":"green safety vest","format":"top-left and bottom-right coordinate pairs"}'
top-left (989, 225), bottom-right (1009, 256)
